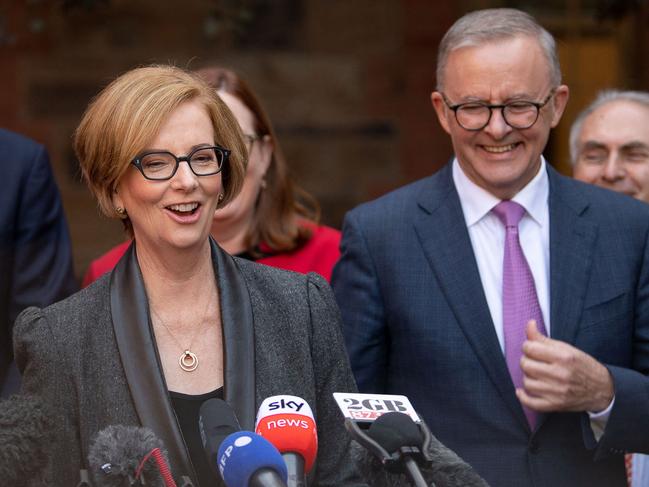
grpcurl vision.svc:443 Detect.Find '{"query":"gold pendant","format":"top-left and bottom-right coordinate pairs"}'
top-left (179, 350), bottom-right (198, 372)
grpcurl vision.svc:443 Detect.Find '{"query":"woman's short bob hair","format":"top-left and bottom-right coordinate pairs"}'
top-left (74, 64), bottom-right (247, 236)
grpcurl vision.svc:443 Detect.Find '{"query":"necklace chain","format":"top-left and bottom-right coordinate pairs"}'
top-left (151, 298), bottom-right (212, 373)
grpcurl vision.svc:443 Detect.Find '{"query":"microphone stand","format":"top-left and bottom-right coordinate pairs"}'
top-left (249, 468), bottom-right (290, 487)
top-left (344, 419), bottom-right (436, 487)
top-left (76, 469), bottom-right (93, 487)
top-left (282, 453), bottom-right (306, 487)
top-left (403, 455), bottom-right (428, 487)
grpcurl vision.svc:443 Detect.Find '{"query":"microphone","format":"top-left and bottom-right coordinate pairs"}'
top-left (334, 392), bottom-right (489, 487)
top-left (199, 397), bottom-right (241, 475)
top-left (217, 431), bottom-right (288, 487)
top-left (255, 395), bottom-right (318, 487)
top-left (0, 394), bottom-right (53, 485)
top-left (366, 412), bottom-right (431, 486)
top-left (87, 425), bottom-right (180, 487)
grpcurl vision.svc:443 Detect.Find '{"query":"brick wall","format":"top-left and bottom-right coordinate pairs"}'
top-left (1, 0), bottom-right (646, 278)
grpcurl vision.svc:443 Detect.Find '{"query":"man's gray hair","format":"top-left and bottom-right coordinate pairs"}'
top-left (569, 90), bottom-right (649, 164)
top-left (436, 8), bottom-right (561, 92)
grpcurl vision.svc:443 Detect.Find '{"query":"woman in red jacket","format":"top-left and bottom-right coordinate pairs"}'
top-left (83, 66), bottom-right (340, 287)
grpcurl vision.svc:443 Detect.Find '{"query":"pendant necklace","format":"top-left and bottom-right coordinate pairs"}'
top-left (151, 299), bottom-right (212, 372)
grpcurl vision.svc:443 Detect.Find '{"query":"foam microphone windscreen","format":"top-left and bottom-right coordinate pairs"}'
top-left (87, 425), bottom-right (169, 487)
top-left (367, 412), bottom-right (424, 453)
top-left (255, 395), bottom-right (318, 473)
top-left (217, 431), bottom-right (288, 487)
top-left (356, 413), bottom-right (490, 487)
top-left (0, 394), bottom-right (53, 485)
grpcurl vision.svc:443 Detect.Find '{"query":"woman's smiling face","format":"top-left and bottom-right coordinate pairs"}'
top-left (113, 99), bottom-right (224, 253)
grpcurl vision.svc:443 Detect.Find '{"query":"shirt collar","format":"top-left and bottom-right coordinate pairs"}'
top-left (452, 157), bottom-right (549, 227)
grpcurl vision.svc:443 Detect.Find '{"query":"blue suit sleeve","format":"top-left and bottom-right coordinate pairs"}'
top-left (10, 144), bottom-right (77, 326)
top-left (595, 221), bottom-right (649, 457)
top-left (331, 210), bottom-right (388, 393)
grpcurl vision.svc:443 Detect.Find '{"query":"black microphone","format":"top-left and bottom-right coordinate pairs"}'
top-left (364, 412), bottom-right (429, 487)
top-left (0, 394), bottom-right (53, 485)
top-left (198, 397), bottom-right (241, 478)
top-left (350, 413), bottom-right (489, 487)
top-left (199, 398), bottom-right (288, 487)
top-left (333, 392), bottom-right (488, 487)
top-left (87, 424), bottom-right (186, 487)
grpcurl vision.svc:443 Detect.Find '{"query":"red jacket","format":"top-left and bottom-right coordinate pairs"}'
top-left (82, 224), bottom-right (341, 287)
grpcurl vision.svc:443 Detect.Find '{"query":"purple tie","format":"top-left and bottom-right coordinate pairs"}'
top-left (492, 200), bottom-right (547, 428)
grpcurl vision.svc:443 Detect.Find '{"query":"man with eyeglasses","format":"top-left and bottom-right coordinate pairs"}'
top-left (332, 8), bottom-right (649, 487)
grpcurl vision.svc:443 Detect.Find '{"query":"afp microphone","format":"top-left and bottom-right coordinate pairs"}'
top-left (0, 394), bottom-right (53, 485)
top-left (218, 431), bottom-right (288, 487)
top-left (255, 395), bottom-right (318, 487)
top-left (334, 392), bottom-right (488, 487)
top-left (87, 424), bottom-right (187, 487)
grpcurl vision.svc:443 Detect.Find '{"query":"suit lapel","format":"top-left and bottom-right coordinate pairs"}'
top-left (211, 239), bottom-right (256, 431)
top-left (413, 165), bottom-right (529, 429)
top-left (547, 168), bottom-right (597, 345)
top-left (109, 243), bottom-right (193, 477)
top-left (110, 239), bottom-right (257, 480)
top-left (531, 168), bottom-right (597, 432)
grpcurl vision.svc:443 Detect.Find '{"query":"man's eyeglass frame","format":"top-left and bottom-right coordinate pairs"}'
top-left (440, 89), bottom-right (556, 131)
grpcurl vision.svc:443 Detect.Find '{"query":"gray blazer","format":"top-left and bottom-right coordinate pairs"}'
top-left (14, 240), bottom-right (365, 486)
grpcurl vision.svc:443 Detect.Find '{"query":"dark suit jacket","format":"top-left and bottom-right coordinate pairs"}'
top-left (14, 241), bottom-right (365, 486)
top-left (0, 129), bottom-right (76, 394)
top-left (332, 163), bottom-right (649, 487)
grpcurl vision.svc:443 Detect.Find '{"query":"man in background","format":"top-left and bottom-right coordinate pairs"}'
top-left (0, 128), bottom-right (77, 396)
top-left (333, 8), bottom-right (649, 486)
top-left (571, 90), bottom-right (649, 203)
top-left (571, 90), bottom-right (649, 487)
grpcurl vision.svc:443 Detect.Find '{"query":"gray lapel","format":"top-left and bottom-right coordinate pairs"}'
top-left (413, 165), bottom-right (529, 430)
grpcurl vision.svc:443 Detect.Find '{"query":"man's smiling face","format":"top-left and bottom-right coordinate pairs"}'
top-left (431, 35), bottom-right (569, 199)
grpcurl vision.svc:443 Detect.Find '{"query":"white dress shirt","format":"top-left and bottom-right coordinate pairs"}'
top-left (453, 158), bottom-right (550, 349)
top-left (452, 157), bottom-right (612, 431)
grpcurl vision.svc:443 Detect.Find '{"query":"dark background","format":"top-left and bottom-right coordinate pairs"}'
top-left (1, 0), bottom-right (648, 278)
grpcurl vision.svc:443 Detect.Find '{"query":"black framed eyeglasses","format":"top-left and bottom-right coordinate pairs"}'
top-left (441, 89), bottom-right (556, 131)
top-left (130, 145), bottom-right (230, 181)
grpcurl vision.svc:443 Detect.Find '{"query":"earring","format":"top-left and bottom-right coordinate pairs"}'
top-left (218, 193), bottom-right (224, 202)
top-left (115, 207), bottom-right (126, 216)
top-left (260, 178), bottom-right (267, 189)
